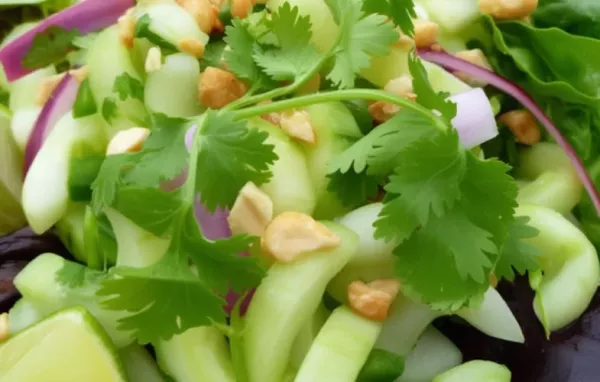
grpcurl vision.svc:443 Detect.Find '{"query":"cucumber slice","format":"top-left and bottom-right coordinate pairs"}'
top-left (244, 222), bottom-right (358, 382)
top-left (145, 53), bottom-right (203, 117)
top-left (0, 307), bottom-right (127, 382)
top-left (8, 66), bottom-right (56, 112)
top-left (301, 102), bottom-right (363, 219)
top-left (290, 303), bottom-right (330, 369)
top-left (0, 106), bottom-right (26, 234)
top-left (86, 26), bottom-right (147, 133)
top-left (10, 107), bottom-right (42, 151)
top-left (249, 118), bottom-right (316, 216)
top-left (22, 113), bottom-right (107, 234)
top-left (433, 360), bottom-right (511, 382)
top-left (295, 307), bottom-right (382, 382)
top-left (8, 298), bottom-right (44, 334)
top-left (55, 202), bottom-right (88, 264)
top-left (13, 253), bottom-right (134, 347)
top-left (156, 326), bottom-right (236, 382)
top-left (418, 0), bottom-right (480, 33)
top-left (0, 21), bottom-right (39, 92)
top-left (120, 344), bottom-right (165, 382)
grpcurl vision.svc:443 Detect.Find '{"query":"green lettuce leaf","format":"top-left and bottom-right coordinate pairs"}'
top-left (533, 0), bottom-right (600, 39)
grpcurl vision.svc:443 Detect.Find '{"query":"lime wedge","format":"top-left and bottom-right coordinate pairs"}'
top-left (0, 306), bottom-right (127, 382)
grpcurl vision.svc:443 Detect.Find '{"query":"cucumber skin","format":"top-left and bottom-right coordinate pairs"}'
top-left (301, 102), bottom-right (363, 220)
top-left (155, 326), bottom-right (236, 382)
top-left (295, 307), bottom-right (382, 382)
top-left (244, 222), bottom-right (359, 382)
top-left (249, 118), bottom-right (316, 216)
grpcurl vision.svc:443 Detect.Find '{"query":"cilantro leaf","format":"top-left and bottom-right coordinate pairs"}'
top-left (91, 154), bottom-right (136, 213)
top-left (327, 169), bottom-right (381, 207)
top-left (408, 52), bottom-right (457, 122)
top-left (22, 26), bottom-right (81, 69)
top-left (224, 19), bottom-right (274, 87)
top-left (99, 256), bottom-right (226, 344)
top-left (101, 98), bottom-right (118, 123)
top-left (124, 114), bottom-right (190, 188)
top-left (113, 73), bottom-right (145, 102)
top-left (194, 110), bottom-right (277, 211)
top-left (494, 216), bottom-right (540, 281)
top-left (326, 0), bottom-right (398, 88)
top-left (253, 3), bottom-right (321, 81)
top-left (375, 130), bottom-right (466, 243)
top-left (362, 0), bottom-right (416, 36)
top-left (56, 258), bottom-right (106, 289)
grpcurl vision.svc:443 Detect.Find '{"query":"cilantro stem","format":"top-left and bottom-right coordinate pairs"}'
top-left (233, 89), bottom-right (445, 129)
top-left (183, 115), bottom-right (208, 202)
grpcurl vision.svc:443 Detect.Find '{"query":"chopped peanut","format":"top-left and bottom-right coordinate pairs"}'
top-left (296, 74), bottom-right (321, 95)
top-left (348, 279), bottom-right (400, 322)
top-left (212, 6), bottom-right (225, 33)
top-left (368, 101), bottom-right (401, 124)
top-left (479, 0), bottom-right (538, 20)
top-left (454, 49), bottom-right (494, 86)
top-left (258, 100), bottom-right (281, 126)
top-left (394, 29), bottom-right (415, 48)
top-left (261, 211), bottom-right (341, 263)
top-left (69, 66), bottom-right (89, 83)
top-left (499, 110), bottom-right (541, 145)
top-left (106, 127), bottom-right (151, 156)
top-left (413, 19), bottom-right (439, 48)
top-left (490, 273), bottom-right (499, 288)
top-left (228, 182), bottom-right (274, 236)
top-left (0, 313), bottom-right (8, 342)
top-left (231, 0), bottom-right (253, 19)
top-left (384, 75), bottom-right (415, 99)
top-left (145, 47), bottom-right (163, 73)
top-left (35, 73), bottom-right (67, 106)
top-left (178, 38), bottom-right (206, 58)
top-left (117, 8), bottom-right (136, 48)
top-left (279, 110), bottom-right (316, 144)
top-left (198, 67), bottom-right (247, 108)
top-left (175, 0), bottom-right (215, 34)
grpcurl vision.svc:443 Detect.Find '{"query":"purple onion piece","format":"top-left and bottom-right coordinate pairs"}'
top-left (418, 49), bottom-right (600, 216)
top-left (24, 73), bottom-right (79, 174)
top-left (0, 0), bottom-right (134, 81)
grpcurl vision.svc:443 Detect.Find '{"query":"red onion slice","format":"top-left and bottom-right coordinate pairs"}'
top-left (24, 73), bottom-right (79, 174)
top-left (0, 0), bottom-right (134, 81)
top-left (418, 49), bottom-right (600, 216)
top-left (449, 88), bottom-right (498, 149)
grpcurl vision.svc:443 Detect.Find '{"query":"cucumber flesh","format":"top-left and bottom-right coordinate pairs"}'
top-left (0, 107), bottom-right (26, 234)
top-left (54, 202), bottom-right (88, 264)
top-left (155, 326), bottom-right (236, 382)
top-left (301, 102), bottom-right (363, 219)
top-left (433, 360), bottom-right (511, 382)
top-left (249, 118), bottom-right (316, 216)
top-left (418, 0), bottom-right (480, 33)
top-left (120, 344), bottom-right (165, 382)
top-left (10, 107), bottom-right (41, 151)
top-left (295, 306), bottom-right (382, 382)
top-left (144, 53), bottom-right (203, 117)
top-left (13, 253), bottom-right (134, 347)
top-left (22, 113), bottom-right (107, 234)
top-left (8, 298), bottom-right (44, 335)
top-left (289, 303), bottom-right (330, 369)
top-left (244, 222), bottom-right (359, 382)
top-left (8, 66), bottom-right (56, 112)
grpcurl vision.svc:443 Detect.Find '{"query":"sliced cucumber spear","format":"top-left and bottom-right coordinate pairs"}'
top-left (244, 222), bottom-right (358, 382)
top-left (22, 113), bottom-right (107, 234)
top-left (433, 360), bottom-right (511, 382)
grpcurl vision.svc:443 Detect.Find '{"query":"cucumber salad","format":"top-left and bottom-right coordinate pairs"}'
top-left (1, 0), bottom-right (600, 381)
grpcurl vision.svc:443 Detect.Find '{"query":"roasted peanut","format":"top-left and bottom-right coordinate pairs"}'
top-left (228, 182), bottom-right (274, 236)
top-left (479, 0), bottom-right (538, 20)
top-left (499, 110), bottom-right (541, 145)
top-left (279, 110), bottom-right (316, 144)
top-left (106, 127), bottom-right (151, 155)
top-left (198, 67), bottom-right (247, 108)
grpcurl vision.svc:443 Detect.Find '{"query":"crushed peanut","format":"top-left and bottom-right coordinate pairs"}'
top-left (212, 6), bottom-right (225, 33)
top-left (106, 127), bottom-right (151, 156)
top-left (348, 279), bottom-right (401, 322)
top-left (490, 273), bottom-right (499, 288)
top-left (178, 38), bottom-right (206, 58)
top-left (0, 313), bottom-right (8, 342)
top-left (258, 100), bottom-right (281, 126)
top-left (228, 182), bottom-right (274, 236)
top-left (279, 110), bottom-right (316, 144)
top-left (175, 0), bottom-right (215, 34)
top-left (231, 0), bottom-right (253, 19)
top-left (413, 19), bottom-right (439, 48)
top-left (117, 8), bottom-right (136, 48)
top-left (368, 101), bottom-right (401, 124)
top-left (454, 49), bottom-right (494, 86)
top-left (198, 67), bottom-right (247, 108)
top-left (35, 73), bottom-right (67, 106)
top-left (499, 109), bottom-right (541, 145)
top-left (384, 75), bottom-right (415, 99)
top-left (69, 66), bottom-right (89, 83)
top-left (261, 211), bottom-right (341, 263)
top-left (479, 0), bottom-right (538, 20)
top-left (145, 47), bottom-right (163, 73)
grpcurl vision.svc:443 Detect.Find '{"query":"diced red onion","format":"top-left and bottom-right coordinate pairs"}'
top-left (418, 49), bottom-right (600, 216)
top-left (24, 73), bottom-right (79, 174)
top-left (0, 0), bottom-right (134, 81)
top-left (449, 88), bottom-right (498, 149)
